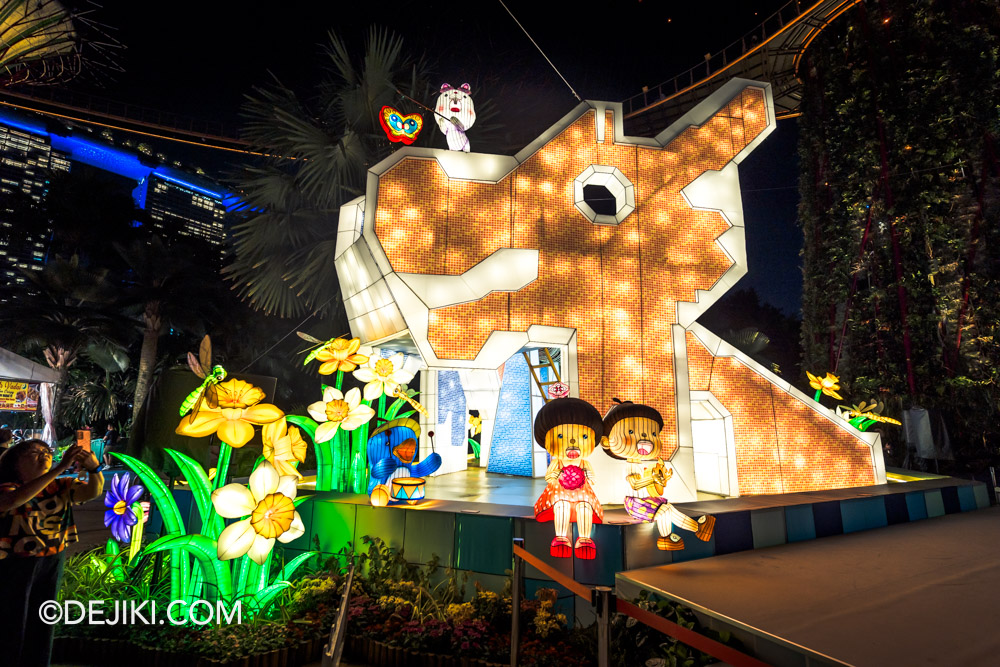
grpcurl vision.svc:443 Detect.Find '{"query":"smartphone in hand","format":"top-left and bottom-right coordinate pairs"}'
top-left (75, 429), bottom-right (92, 453)
top-left (73, 430), bottom-right (92, 477)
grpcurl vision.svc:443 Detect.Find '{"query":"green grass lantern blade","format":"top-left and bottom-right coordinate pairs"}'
top-left (165, 449), bottom-right (224, 539)
top-left (249, 582), bottom-right (291, 615)
top-left (286, 415), bottom-right (319, 440)
top-left (128, 502), bottom-right (145, 563)
top-left (237, 557), bottom-right (259, 598)
top-left (288, 414), bottom-right (330, 489)
top-left (256, 550), bottom-right (272, 592)
top-left (187, 565), bottom-right (204, 603)
top-left (144, 534), bottom-right (233, 602)
top-left (113, 453), bottom-right (184, 535)
top-left (276, 551), bottom-right (316, 582)
top-left (350, 451), bottom-right (367, 494)
top-left (113, 452), bottom-right (188, 600)
top-left (233, 555), bottom-right (248, 597)
top-left (105, 538), bottom-right (126, 581)
top-left (213, 443), bottom-right (233, 491)
top-left (105, 538), bottom-right (120, 557)
top-left (384, 397), bottom-right (407, 420)
top-left (467, 438), bottom-right (481, 458)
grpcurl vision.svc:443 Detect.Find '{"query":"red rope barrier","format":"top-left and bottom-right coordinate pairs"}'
top-left (511, 544), bottom-right (592, 600)
top-left (510, 544), bottom-right (770, 666)
top-left (615, 599), bottom-right (772, 667)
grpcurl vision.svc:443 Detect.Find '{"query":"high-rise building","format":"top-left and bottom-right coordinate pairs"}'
top-left (0, 109), bottom-right (238, 291)
top-left (0, 123), bottom-right (70, 289)
top-left (144, 171), bottom-right (230, 255)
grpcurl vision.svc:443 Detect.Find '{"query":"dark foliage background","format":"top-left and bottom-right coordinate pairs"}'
top-left (797, 0), bottom-right (1000, 467)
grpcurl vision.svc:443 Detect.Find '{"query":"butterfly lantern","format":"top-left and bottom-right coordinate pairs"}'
top-left (366, 417), bottom-right (441, 506)
top-left (379, 106), bottom-right (423, 145)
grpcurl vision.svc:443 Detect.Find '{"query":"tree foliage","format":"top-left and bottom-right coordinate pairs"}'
top-left (228, 27), bottom-right (433, 318)
top-left (798, 0), bottom-right (1000, 464)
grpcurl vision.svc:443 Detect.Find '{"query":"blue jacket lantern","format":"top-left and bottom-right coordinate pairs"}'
top-left (367, 417), bottom-right (442, 505)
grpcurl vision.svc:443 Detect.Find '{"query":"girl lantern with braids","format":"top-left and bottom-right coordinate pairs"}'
top-left (602, 399), bottom-right (715, 551)
top-left (533, 397), bottom-right (604, 560)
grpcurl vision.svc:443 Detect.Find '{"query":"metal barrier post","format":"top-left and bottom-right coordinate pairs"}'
top-left (511, 538), bottom-right (524, 667)
top-left (322, 563), bottom-right (355, 667)
top-left (594, 586), bottom-right (613, 667)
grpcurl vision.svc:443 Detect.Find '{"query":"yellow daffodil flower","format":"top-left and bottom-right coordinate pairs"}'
top-left (213, 379), bottom-right (265, 409)
top-left (262, 418), bottom-right (308, 479)
top-left (806, 371), bottom-right (843, 401)
top-left (469, 414), bottom-right (482, 436)
top-left (176, 379), bottom-right (283, 447)
top-left (315, 337), bottom-right (370, 375)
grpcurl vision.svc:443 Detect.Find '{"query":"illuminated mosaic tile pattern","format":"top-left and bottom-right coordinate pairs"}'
top-left (437, 370), bottom-right (467, 448)
top-left (374, 89), bottom-right (768, 463)
top-left (488, 352), bottom-right (533, 476)
top-left (429, 292), bottom-right (508, 360)
top-left (686, 331), bottom-right (876, 495)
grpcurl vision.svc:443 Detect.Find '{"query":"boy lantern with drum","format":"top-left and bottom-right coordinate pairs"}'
top-left (532, 397), bottom-right (604, 560)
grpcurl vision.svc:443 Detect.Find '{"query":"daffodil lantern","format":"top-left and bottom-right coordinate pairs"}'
top-left (262, 418), bottom-right (309, 478)
top-left (315, 337), bottom-right (370, 375)
top-left (307, 387), bottom-right (376, 443)
top-left (176, 378), bottom-right (283, 447)
top-left (353, 352), bottom-right (415, 401)
top-left (211, 460), bottom-right (305, 564)
top-left (807, 371), bottom-right (843, 402)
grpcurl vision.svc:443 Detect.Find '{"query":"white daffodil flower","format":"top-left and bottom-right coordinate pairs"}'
top-left (306, 386), bottom-right (376, 443)
top-left (352, 351), bottom-right (416, 401)
top-left (211, 460), bottom-right (305, 564)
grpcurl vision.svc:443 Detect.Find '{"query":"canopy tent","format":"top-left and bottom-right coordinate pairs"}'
top-left (1, 347), bottom-right (60, 444)
top-left (0, 347), bottom-right (60, 383)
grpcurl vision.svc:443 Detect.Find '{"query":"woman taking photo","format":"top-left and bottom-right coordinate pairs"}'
top-left (0, 440), bottom-right (103, 666)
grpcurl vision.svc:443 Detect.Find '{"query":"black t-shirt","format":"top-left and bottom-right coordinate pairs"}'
top-left (0, 478), bottom-right (79, 558)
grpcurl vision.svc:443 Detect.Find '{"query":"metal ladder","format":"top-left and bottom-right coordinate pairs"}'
top-left (522, 348), bottom-right (562, 403)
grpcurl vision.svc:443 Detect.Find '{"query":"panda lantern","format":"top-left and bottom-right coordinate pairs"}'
top-left (435, 83), bottom-right (476, 152)
top-left (367, 417), bottom-right (442, 506)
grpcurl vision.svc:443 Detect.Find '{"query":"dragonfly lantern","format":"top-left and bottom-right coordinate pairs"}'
top-left (179, 335), bottom-right (227, 417)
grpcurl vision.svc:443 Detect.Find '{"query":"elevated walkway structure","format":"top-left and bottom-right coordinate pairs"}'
top-left (0, 85), bottom-right (247, 151)
top-left (622, 0), bottom-right (862, 136)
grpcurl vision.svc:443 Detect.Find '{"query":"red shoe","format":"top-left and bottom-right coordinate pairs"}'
top-left (574, 537), bottom-right (596, 560)
top-left (695, 514), bottom-right (715, 541)
top-left (550, 536), bottom-right (572, 558)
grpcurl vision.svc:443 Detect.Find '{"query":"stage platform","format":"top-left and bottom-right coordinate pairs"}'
top-left (157, 468), bottom-right (992, 630)
top-left (617, 506), bottom-right (1000, 666)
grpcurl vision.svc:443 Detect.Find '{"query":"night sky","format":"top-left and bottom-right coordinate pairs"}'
top-left (93, 0), bottom-right (801, 313)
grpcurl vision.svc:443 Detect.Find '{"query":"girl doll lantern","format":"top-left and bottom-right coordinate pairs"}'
top-left (601, 399), bottom-right (715, 551)
top-left (532, 397), bottom-right (604, 560)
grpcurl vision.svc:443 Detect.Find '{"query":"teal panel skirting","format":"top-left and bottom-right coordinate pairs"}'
top-left (284, 477), bottom-right (991, 618)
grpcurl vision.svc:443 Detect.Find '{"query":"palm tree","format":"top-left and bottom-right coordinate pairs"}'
top-left (0, 255), bottom-right (129, 434)
top-left (114, 237), bottom-right (227, 429)
top-left (228, 27), bottom-right (431, 318)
